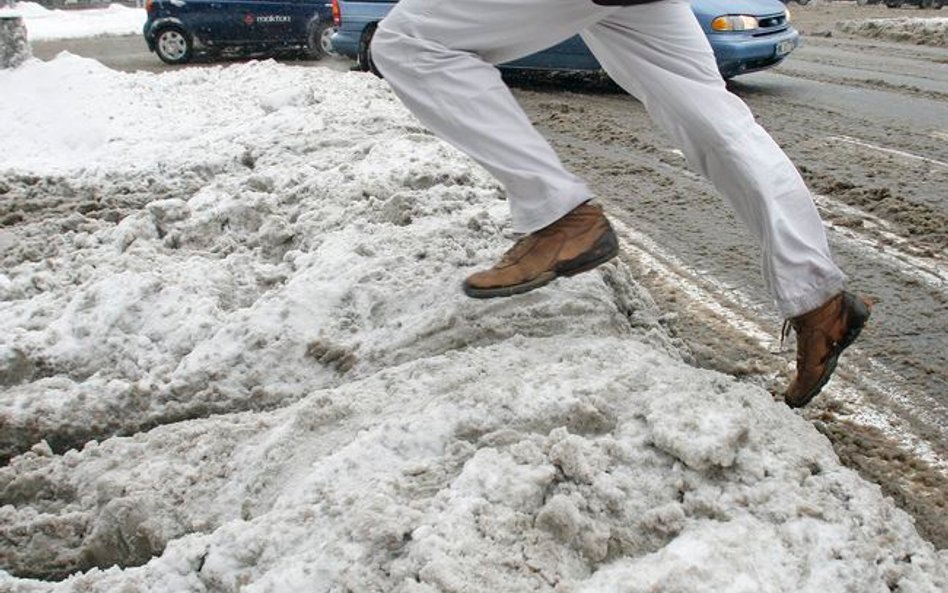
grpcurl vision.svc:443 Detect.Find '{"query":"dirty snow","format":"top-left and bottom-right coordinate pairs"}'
top-left (1, 22), bottom-right (947, 593)
top-left (0, 2), bottom-right (145, 41)
top-left (838, 16), bottom-right (948, 47)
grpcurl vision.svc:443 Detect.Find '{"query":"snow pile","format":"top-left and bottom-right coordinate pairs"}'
top-left (1, 54), bottom-right (947, 592)
top-left (838, 17), bottom-right (948, 47)
top-left (0, 2), bottom-right (144, 41)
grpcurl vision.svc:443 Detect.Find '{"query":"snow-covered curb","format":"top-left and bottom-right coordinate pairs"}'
top-left (1, 55), bottom-right (946, 592)
top-left (0, 2), bottom-right (145, 41)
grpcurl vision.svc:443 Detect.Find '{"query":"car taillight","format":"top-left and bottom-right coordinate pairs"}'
top-left (332, 0), bottom-right (341, 26)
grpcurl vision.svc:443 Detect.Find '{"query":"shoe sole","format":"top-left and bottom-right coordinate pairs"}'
top-left (786, 292), bottom-right (872, 408)
top-left (462, 228), bottom-right (620, 299)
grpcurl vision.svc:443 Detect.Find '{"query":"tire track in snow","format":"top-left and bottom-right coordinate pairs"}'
top-left (813, 193), bottom-right (947, 293)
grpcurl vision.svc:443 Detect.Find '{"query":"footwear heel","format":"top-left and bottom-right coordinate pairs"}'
top-left (557, 229), bottom-right (619, 277)
top-left (840, 292), bottom-right (872, 350)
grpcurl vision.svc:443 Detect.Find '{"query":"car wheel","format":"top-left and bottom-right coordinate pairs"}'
top-left (306, 20), bottom-right (336, 60)
top-left (795, 0), bottom-right (810, 5)
top-left (154, 25), bottom-right (193, 65)
top-left (920, 0), bottom-right (934, 7)
top-left (856, 0), bottom-right (869, 5)
top-left (358, 24), bottom-right (382, 77)
top-left (884, 0), bottom-right (904, 6)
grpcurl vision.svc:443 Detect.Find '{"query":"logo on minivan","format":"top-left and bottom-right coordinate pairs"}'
top-left (243, 14), bottom-right (292, 25)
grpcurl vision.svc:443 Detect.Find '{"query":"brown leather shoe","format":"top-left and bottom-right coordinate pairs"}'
top-left (463, 202), bottom-right (619, 299)
top-left (784, 291), bottom-right (872, 408)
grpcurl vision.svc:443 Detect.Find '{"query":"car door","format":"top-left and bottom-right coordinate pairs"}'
top-left (176, 0), bottom-right (255, 44)
top-left (185, 0), bottom-right (248, 44)
top-left (228, 0), bottom-right (307, 44)
top-left (190, 0), bottom-right (278, 44)
top-left (165, 0), bottom-right (226, 43)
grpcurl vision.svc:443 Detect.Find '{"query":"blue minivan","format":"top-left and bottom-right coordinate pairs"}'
top-left (330, 0), bottom-right (799, 79)
top-left (144, 0), bottom-right (337, 64)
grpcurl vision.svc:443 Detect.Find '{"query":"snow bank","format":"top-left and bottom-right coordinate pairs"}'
top-left (1, 54), bottom-right (946, 592)
top-left (0, 2), bottom-right (144, 41)
top-left (838, 17), bottom-right (948, 48)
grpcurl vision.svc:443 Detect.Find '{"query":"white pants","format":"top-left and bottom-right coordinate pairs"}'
top-left (372, 0), bottom-right (845, 317)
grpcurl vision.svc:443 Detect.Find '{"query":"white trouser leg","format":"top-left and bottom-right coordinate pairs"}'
top-left (372, 0), bottom-right (613, 233)
top-left (373, 0), bottom-right (845, 317)
top-left (580, 0), bottom-right (844, 316)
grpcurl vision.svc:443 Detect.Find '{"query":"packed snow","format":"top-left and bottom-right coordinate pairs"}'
top-left (0, 2), bottom-right (145, 41)
top-left (1, 9), bottom-right (947, 593)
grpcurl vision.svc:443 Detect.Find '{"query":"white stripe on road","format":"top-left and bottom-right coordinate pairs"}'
top-left (826, 135), bottom-right (948, 169)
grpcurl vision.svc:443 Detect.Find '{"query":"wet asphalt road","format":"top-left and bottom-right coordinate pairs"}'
top-left (26, 3), bottom-right (948, 546)
top-left (29, 31), bottom-right (355, 73)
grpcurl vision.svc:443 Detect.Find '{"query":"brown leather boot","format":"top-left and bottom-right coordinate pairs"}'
top-left (463, 202), bottom-right (619, 299)
top-left (784, 291), bottom-right (872, 408)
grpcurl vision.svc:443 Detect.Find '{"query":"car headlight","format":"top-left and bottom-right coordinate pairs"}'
top-left (710, 15), bottom-right (760, 32)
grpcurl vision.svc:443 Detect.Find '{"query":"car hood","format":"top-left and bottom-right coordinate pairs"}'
top-left (691, 0), bottom-right (788, 17)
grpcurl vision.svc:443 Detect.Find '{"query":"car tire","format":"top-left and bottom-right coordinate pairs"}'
top-left (919, 0), bottom-right (933, 7)
top-left (884, 0), bottom-right (904, 6)
top-left (795, 0), bottom-right (810, 5)
top-left (154, 25), bottom-right (193, 65)
top-left (358, 24), bottom-right (382, 78)
top-left (306, 20), bottom-right (336, 60)
top-left (856, 0), bottom-right (869, 5)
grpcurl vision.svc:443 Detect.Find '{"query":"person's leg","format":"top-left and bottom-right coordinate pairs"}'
top-left (372, 0), bottom-right (611, 233)
top-left (579, 0), bottom-right (845, 319)
top-left (579, 0), bottom-right (869, 406)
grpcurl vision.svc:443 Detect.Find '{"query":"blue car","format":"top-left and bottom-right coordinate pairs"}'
top-left (330, 0), bottom-right (799, 79)
top-left (144, 0), bottom-right (337, 64)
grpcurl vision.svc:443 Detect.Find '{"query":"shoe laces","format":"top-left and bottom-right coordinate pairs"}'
top-left (781, 319), bottom-right (810, 368)
top-left (780, 319), bottom-right (794, 349)
top-left (498, 235), bottom-right (535, 266)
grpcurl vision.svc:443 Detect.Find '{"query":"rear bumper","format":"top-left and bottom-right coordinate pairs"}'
top-left (330, 29), bottom-right (360, 58)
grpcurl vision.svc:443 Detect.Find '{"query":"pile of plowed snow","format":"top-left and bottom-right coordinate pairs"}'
top-left (1, 54), bottom-right (946, 593)
top-left (838, 17), bottom-right (948, 47)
